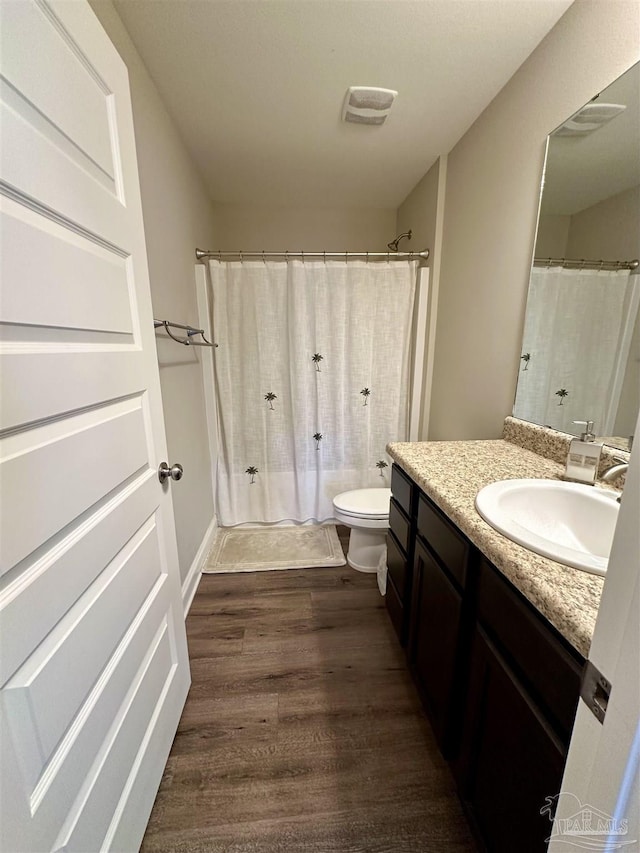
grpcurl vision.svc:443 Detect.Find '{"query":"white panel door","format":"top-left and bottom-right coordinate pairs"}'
top-left (0, 1), bottom-right (191, 850)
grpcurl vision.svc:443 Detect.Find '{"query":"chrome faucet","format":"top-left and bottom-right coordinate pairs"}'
top-left (600, 458), bottom-right (629, 484)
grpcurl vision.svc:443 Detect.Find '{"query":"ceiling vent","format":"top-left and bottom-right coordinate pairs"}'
top-left (342, 86), bottom-right (397, 126)
top-left (554, 102), bottom-right (626, 137)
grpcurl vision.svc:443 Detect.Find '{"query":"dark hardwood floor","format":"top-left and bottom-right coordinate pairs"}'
top-left (141, 529), bottom-right (476, 852)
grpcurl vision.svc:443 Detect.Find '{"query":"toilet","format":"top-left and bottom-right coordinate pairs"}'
top-left (333, 488), bottom-right (392, 572)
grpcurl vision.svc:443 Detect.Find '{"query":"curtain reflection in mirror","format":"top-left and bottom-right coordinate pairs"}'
top-left (513, 267), bottom-right (639, 441)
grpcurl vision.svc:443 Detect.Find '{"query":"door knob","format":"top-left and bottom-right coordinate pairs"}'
top-left (158, 462), bottom-right (184, 484)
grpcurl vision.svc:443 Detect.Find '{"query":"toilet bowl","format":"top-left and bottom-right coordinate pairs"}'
top-left (333, 488), bottom-right (391, 572)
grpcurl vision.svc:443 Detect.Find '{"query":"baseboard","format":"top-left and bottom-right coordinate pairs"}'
top-left (182, 515), bottom-right (218, 618)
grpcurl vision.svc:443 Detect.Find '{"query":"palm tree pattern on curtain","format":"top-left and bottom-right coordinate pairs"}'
top-left (251, 363), bottom-right (390, 475)
top-left (250, 371), bottom-right (380, 470)
top-left (210, 257), bottom-right (416, 524)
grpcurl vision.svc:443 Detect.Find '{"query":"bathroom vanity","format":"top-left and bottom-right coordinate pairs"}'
top-left (384, 421), bottom-right (614, 853)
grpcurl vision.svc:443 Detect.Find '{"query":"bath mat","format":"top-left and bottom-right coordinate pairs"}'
top-left (205, 525), bottom-right (346, 573)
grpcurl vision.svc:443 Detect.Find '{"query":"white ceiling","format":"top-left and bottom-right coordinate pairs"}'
top-left (541, 61), bottom-right (640, 215)
top-left (114, 0), bottom-right (574, 209)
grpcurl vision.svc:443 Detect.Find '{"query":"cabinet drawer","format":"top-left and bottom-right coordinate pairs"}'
top-left (391, 464), bottom-right (413, 517)
top-left (417, 494), bottom-right (469, 589)
top-left (389, 498), bottom-right (410, 554)
top-left (477, 558), bottom-right (583, 745)
top-left (386, 531), bottom-right (407, 600)
top-left (385, 573), bottom-right (404, 644)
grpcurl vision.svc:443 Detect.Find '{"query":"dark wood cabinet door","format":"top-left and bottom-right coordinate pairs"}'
top-left (458, 626), bottom-right (565, 853)
top-left (385, 532), bottom-right (410, 645)
top-left (386, 531), bottom-right (407, 600)
top-left (385, 573), bottom-right (404, 644)
top-left (417, 494), bottom-right (469, 589)
top-left (477, 558), bottom-right (583, 746)
top-left (409, 538), bottom-right (462, 753)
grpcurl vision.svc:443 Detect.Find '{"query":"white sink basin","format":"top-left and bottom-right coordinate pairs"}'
top-left (475, 479), bottom-right (619, 576)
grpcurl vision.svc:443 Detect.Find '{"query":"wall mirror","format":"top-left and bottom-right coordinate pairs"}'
top-left (513, 61), bottom-right (640, 452)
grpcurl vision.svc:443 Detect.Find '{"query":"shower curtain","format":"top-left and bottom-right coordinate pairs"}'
top-left (513, 266), bottom-right (636, 436)
top-left (208, 258), bottom-right (417, 526)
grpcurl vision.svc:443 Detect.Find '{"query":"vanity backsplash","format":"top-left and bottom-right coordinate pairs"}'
top-left (503, 416), bottom-right (629, 483)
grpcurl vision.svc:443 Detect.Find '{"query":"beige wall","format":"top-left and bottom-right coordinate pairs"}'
top-left (428, 0), bottom-right (640, 440)
top-left (89, 0), bottom-right (218, 586)
top-left (566, 184), bottom-right (640, 260)
top-left (535, 214), bottom-right (571, 257)
top-left (396, 158), bottom-right (446, 438)
top-left (212, 204), bottom-right (396, 252)
top-left (396, 162), bottom-right (440, 267)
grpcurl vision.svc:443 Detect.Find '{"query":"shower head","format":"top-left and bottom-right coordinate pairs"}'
top-left (387, 230), bottom-right (412, 252)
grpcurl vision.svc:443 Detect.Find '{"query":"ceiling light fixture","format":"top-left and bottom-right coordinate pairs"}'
top-left (342, 86), bottom-right (398, 126)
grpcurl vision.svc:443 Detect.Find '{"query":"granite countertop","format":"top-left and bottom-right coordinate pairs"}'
top-left (387, 438), bottom-right (604, 658)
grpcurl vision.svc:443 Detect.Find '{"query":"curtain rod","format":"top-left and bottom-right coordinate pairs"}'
top-left (533, 256), bottom-right (639, 271)
top-left (195, 248), bottom-right (430, 264)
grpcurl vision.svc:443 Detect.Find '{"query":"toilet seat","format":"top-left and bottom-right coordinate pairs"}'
top-left (333, 488), bottom-right (391, 520)
top-left (332, 488), bottom-right (391, 573)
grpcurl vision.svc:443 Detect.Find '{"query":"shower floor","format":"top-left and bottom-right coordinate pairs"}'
top-left (140, 528), bottom-right (476, 852)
